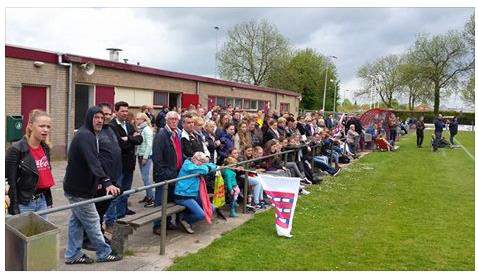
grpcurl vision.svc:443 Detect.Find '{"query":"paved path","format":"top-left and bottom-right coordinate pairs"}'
top-left (47, 161), bottom-right (254, 271)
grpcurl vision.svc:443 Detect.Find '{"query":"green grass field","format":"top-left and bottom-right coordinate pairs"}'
top-left (170, 131), bottom-right (475, 271)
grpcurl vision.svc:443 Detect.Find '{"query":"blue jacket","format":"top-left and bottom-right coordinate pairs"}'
top-left (174, 159), bottom-right (217, 197)
top-left (218, 132), bottom-right (235, 158)
top-left (434, 118), bottom-right (445, 133)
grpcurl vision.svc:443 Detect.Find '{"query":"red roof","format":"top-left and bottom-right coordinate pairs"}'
top-left (5, 44), bottom-right (299, 97)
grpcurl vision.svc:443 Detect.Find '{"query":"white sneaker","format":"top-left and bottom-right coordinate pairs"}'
top-left (301, 189), bottom-right (311, 195)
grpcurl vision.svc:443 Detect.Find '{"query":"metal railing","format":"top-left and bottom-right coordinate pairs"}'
top-left (21, 143), bottom-right (321, 255)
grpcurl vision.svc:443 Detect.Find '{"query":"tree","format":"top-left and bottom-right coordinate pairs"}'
top-left (409, 30), bottom-right (474, 115)
top-left (461, 14), bottom-right (475, 106)
top-left (356, 54), bottom-right (402, 108)
top-left (397, 56), bottom-right (433, 110)
top-left (217, 19), bottom-right (291, 86)
top-left (267, 48), bottom-right (339, 111)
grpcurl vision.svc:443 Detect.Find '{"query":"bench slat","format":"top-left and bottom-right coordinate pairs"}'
top-left (126, 205), bottom-right (186, 228)
top-left (117, 203), bottom-right (177, 224)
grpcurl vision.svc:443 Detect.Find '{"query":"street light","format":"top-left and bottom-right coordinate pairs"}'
top-left (330, 79), bottom-right (338, 113)
top-left (214, 26), bottom-right (220, 78)
top-left (322, 55), bottom-right (337, 111)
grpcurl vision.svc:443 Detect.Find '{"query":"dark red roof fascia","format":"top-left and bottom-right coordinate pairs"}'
top-left (6, 45), bottom-right (58, 64)
top-left (62, 54), bottom-right (299, 97)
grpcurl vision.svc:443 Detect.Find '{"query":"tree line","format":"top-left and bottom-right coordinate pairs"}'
top-left (356, 14), bottom-right (475, 115)
top-left (217, 19), bottom-right (339, 112)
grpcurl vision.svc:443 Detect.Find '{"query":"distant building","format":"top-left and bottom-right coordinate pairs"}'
top-left (6, 44), bottom-right (300, 159)
top-left (415, 104), bottom-right (432, 112)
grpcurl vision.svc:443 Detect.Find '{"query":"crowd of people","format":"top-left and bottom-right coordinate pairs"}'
top-left (6, 101), bottom-right (418, 265)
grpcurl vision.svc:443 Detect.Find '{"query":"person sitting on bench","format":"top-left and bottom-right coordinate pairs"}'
top-left (174, 152), bottom-right (217, 234)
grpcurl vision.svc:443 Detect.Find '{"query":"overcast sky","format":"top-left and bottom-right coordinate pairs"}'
top-left (6, 7), bottom-right (474, 109)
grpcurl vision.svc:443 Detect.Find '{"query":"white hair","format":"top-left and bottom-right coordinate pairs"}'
top-left (192, 151), bottom-right (209, 163)
top-left (166, 111), bottom-right (180, 119)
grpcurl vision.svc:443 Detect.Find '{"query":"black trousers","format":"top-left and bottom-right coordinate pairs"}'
top-left (416, 130), bottom-right (424, 146)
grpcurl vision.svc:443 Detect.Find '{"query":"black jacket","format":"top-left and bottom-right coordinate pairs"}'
top-left (449, 118), bottom-right (459, 135)
top-left (6, 137), bottom-right (53, 215)
top-left (155, 109), bottom-right (167, 128)
top-left (63, 106), bottom-right (112, 199)
top-left (297, 122), bottom-right (307, 136)
top-left (325, 118), bottom-right (335, 129)
top-left (181, 130), bottom-right (204, 159)
top-left (153, 127), bottom-right (183, 183)
top-left (264, 128), bottom-right (281, 143)
top-left (98, 124), bottom-right (122, 182)
top-left (110, 117), bottom-right (143, 173)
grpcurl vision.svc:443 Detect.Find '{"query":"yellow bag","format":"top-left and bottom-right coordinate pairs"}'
top-left (213, 171), bottom-right (226, 208)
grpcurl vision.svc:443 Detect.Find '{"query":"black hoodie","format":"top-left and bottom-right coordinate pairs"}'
top-left (63, 106), bottom-right (112, 198)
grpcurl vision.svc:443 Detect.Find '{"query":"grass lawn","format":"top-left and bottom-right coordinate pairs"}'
top-left (169, 131), bottom-right (475, 271)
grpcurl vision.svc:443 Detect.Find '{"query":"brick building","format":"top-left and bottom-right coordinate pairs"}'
top-left (5, 44), bottom-right (301, 159)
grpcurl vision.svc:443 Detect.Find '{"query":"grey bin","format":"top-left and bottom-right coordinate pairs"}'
top-left (5, 212), bottom-right (60, 271)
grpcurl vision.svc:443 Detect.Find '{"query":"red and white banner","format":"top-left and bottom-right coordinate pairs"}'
top-left (258, 174), bottom-right (300, 238)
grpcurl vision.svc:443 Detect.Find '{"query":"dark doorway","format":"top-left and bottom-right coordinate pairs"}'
top-left (74, 84), bottom-right (94, 129)
top-left (169, 93), bottom-right (179, 109)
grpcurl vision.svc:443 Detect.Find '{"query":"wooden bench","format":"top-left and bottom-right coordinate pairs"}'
top-left (110, 203), bottom-right (186, 255)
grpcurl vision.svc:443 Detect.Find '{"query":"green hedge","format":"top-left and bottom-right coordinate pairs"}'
top-left (394, 110), bottom-right (475, 125)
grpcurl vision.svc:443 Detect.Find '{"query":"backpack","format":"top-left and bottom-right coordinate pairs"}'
top-left (339, 155), bottom-right (351, 164)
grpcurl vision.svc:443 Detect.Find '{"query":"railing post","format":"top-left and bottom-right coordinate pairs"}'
top-left (243, 173), bottom-right (249, 214)
top-left (160, 183), bottom-right (168, 255)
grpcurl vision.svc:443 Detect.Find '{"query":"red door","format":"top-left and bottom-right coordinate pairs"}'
top-left (95, 85), bottom-right (115, 107)
top-left (181, 93), bottom-right (199, 109)
top-left (21, 86), bottom-right (47, 132)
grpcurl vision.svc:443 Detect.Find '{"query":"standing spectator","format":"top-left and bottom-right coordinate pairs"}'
top-left (152, 111), bottom-right (183, 235)
top-left (217, 123), bottom-right (235, 165)
top-left (204, 120), bottom-right (220, 163)
top-left (416, 116), bottom-right (425, 148)
top-left (181, 112), bottom-right (204, 158)
top-left (6, 110), bottom-right (55, 219)
top-left (135, 112), bottom-right (155, 207)
top-left (264, 120), bottom-right (281, 143)
top-left (449, 116), bottom-right (459, 146)
top-left (387, 115), bottom-right (398, 146)
top-left (347, 124), bottom-right (360, 156)
top-left (325, 114), bottom-right (336, 129)
top-left (234, 121), bottom-right (252, 151)
top-left (63, 106), bottom-right (121, 264)
top-left (434, 114), bottom-right (446, 141)
top-left (232, 111), bottom-right (242, 127)
top-left (222, 157), bottom-right (241, 217)
top-left (277, 117), bottom-right (287, 137)
top-left (215, 113), bottom-right (231, 137)
top-left (110, 101), bottom-right (143, 220)
top-left (155, 106), bottom-right (169, 129)
top-left (84, 103), bottom-right (122, 248)
top-left (141, 105), bottom-right (155, 128)
top-left (248, 119), bottom-right (263, 147)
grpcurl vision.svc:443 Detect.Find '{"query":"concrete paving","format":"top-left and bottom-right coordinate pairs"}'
top-left (45, 161), bottom-right (255, 271)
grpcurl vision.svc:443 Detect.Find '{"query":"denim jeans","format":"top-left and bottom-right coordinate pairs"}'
top-left (285, 162), bottom-right (305, 178)
top-left (18, 193), bottom-right (48, 220)
top-left (313, 157), bottom-right (337, 175)
top-left (450, 133), bottom-right (456, 145)
top-left (138, 158), bottom-right (154, 200)
top-left (104, 175), bottom-right (123, 227)
top-left (64, 194), bottom-right (111, 262)
top-left (116, 171), bottom-right (134, 218)
top-left (175, 196), bottom-right (214, 225)
top-left (247, 176), bottom-right (264, 204)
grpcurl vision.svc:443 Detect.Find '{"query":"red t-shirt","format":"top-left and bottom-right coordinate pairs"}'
top-left (29, 145), bottom-right (55, 190)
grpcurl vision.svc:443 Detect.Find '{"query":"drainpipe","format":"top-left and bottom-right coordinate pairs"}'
top-left (57, 54), bottom-right (73, 154)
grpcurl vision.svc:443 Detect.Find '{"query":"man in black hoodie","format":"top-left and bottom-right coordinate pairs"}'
top-left (64, 106), bottom-right (122, 264)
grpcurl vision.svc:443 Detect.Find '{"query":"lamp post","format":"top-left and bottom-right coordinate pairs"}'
top-left (330, 79), bottom-right (338, 113)
top-left (322, 55), bottom-right (337, 111)
top-left (214, 26), bottom-right (220, 78)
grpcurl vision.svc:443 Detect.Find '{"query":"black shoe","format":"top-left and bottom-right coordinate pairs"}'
top-left (216, 208), bottom-right (228, 220)
top-left (138, 196), bottom-right (148, 203)
top-left (126, 209), bottom-right (136, 215)
top-left (97, 252), bottom-right (122, 263)
top-left (65, 254), bottom-right (94, 265)
top-left (144, 198), bottom-right (155, 208)
top-left (166, 222), bottom-right (178, 230)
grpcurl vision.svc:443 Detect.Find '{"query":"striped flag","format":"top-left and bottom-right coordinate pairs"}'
top-left (258, 174), bottom-right (300, 238)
